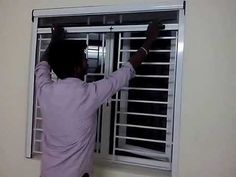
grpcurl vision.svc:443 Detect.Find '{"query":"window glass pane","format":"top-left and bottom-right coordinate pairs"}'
top-left (88, 15), bottom-right (104, 25)
top-left (38, 11), bottom-right (178, 27)
top-left (119, 90), bottom-right (168, 102)
top-left (118, 102), bottom-right (167, 115)
top-left (121, 11), bottom-right (178, 25)
top-left (38, 16), bottom-right (88, 27)
top-left (105, 14), bottom-right (121, 25)
top-left (129, 77), bottom-right (169, 89)
top-left (87, 33), bottom-right (106, 74)
top-left (135, 65), bottom-right (170, 76)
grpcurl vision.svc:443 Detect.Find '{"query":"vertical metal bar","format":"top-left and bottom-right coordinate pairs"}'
top-left (112, 32), bottom-right (122, 157)
top-left (103, 15), bottom-right (106, 25)
top-left (32, 34), bottom-right (43, 154)
top-left (172, 9), bottom-right (185, 177)
top-left (96, 36), bottom-right (100, 68)
top-left (117, 33), bottom-right (122, 65)
top-left (25, 17), bottom-right (38, 158)
top-left (107, 32), bottom-right (115, 105)
top-left (165, 32), bottom-right (178, 161)
top-left (84, 34), bottom-right (89, 82)
top-left (100, 33), bottom-right (113, 156)
top-left (101, 34), bottom-right (105, 74)
top-left (97, 34), bottom-right (106, 153)
top-left (108, 33), bottom-right (114, 74)
top-left (86, 32), bottom-right (105, 154)
top-left (119, 15), bottom-right (123, 24)
top-left (118, 32), bottom-right (130, 148)
top-left (38, 35), bottom-right (42, 63)
top-left (96, 33), bottom-right (105, 153)
top-left (106, 33), bottom-right (114, 105)
top-left (87, 16), bottom-right (90, 25)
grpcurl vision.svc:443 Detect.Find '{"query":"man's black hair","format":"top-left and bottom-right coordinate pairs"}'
top-left (47, 40), bottom-right (87, 79)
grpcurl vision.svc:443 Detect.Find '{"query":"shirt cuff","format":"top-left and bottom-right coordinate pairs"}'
top-left (36, 61), bottom-right (50, 69)
top-left (124, 62), bottom-right (136, 79)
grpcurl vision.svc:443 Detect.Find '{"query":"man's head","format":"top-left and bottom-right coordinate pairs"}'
top-left (46, 27), bottom-right (88, 80)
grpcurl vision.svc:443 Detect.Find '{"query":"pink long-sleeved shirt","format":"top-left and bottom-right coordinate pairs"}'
top-left (35, 61), bottom-right (135, 177)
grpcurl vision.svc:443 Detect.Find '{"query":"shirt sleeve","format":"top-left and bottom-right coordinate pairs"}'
top-left (35, 61), bottom-right (52, 93)
top-left (91, 62), bottom-right (136, 107)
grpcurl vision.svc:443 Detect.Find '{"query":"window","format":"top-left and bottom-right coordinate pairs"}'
top-left (26, 3), bottom-right (184, 173)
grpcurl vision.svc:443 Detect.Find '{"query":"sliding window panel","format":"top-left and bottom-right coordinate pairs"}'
top-left (111, 29), bottom-right (178, 169)
top-left (32, 31), bottom-right (106, 156)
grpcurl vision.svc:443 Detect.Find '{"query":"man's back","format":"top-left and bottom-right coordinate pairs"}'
top-left (36, 61), bottom-right (135, 177)
top-left (39, 76), bottom-right (97, 177)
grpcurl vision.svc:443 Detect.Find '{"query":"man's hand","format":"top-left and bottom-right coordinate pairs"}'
top-left (40, 25), bottom-right (66, 62)
top-left (51, 25), bottom-right (66, 44)
top-left (146, 20), bottom-right (165, 42)
top-left (129, 20), bottom-right (164, 69)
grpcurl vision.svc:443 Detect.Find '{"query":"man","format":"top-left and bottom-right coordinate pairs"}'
top-left (36, 21), bottom-right (163, 177)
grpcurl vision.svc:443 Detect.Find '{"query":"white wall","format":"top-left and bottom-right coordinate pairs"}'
top-left (0, 0), bottom-right (235, 177)
top-left (179, 0), bottom-right (236, 177)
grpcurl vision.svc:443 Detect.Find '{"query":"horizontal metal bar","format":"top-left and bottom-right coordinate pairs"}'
top-left (34, 128), bottom-right (43, 131)
top-left (121, 87), bottom-right (169, 92)
top-left (119, 61), bottom-right (174, 65)
top-left (121, 36), bottom-right (176, 40)
top-left (67, 38), bottom-right (87, 40)
top-left (112, 24), bottom-right (178, 32)
top-left (39, 37), bottom-right (87, 41)
top-left (37, 24), bottom-right (178, 34)
top-left (38, 26), bottom-right (111, 34)
top-left (116, 123), bottom-right (167, 131)
top-left (141, 62), bottom-right (174, 65)
top-left (135, 75), bottom-right (169, 78)
top-left (38, 38), bottom-right (50, 41)
top-left (117, 111), bottom-right (167, 118)
top-left (120, 49), bottom-right (171, 53)
top-left (34, 140), bottom-right (42, 143)
top-left (110, 155), bottom-right (171, 170)
top-left (118, 144), bottom-right (170, 158)
top-left (115, 148), bottom-right (167, 158)
top-left (116, 136), bottom-right (169, 144)
top-left (33, 150), bottom-right (42, 154)
top-left (86, 73), bottom-right (105, 76)
top-left (33, 3), bottom-right (184, 18)
top-left (95, 154), bottom-right (171, 170)
top-left (112, 99), bottom-right (168, 104)
top-left (35, 117), bottom-right (43, 120)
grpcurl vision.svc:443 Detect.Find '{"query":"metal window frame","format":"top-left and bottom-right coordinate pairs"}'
top-left (171, 9), bottom-right (185, 177)
top-left (32, 3), bottom-right (183, 18)
top-left (25, 17), bottom-right (38, 158)
top-left (26, 3), bottom-right (185, 177)
top-left (100, 32), bottom-right (114, 156)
